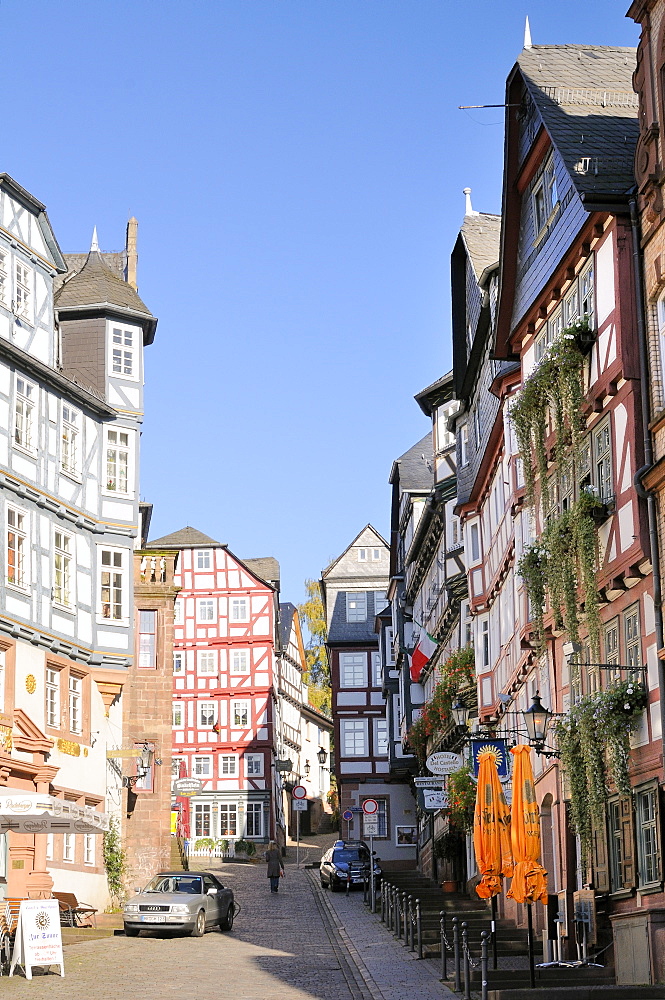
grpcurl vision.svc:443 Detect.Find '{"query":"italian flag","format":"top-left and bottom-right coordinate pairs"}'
top-left (410, 629), bottom-right (438, 681)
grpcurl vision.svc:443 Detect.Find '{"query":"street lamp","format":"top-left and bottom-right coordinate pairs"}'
top-left (452, 697), bottom-right (469, 729)
top-left (317, 747), bottom-right (328, 765)
top-left (303, 760), bottom-right (311, 778)
top-left (522, 692), bottom-right (555, 755)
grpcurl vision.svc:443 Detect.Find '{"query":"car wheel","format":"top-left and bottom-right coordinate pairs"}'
top-left (191, 911), bottom-right (206, 937)
top-left (219, 905), bottom-right (234, 932)
top-left (124, 926), bottom-right (139, 937)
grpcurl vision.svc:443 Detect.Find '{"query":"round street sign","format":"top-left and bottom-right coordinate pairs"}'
top-left (292, 785), bottom-right (307, 800)
top-left (362, 798), bottom-right (379, 815)
top-left (342, 809), bottom-right (353, 821)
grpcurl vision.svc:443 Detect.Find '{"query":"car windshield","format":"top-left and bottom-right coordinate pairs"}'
top-left (144, 875), bottom-right (203, 894)
top-left (333, 849), bottom-right (367, 863)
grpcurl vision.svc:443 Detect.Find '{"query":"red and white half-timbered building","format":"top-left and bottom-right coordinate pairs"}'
top-left (149, 526), bottom-right (285, 847)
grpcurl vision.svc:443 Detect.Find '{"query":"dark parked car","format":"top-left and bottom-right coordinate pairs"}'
top-left (123, 871), bottom-right (235, 937)
top-left (319, 843), bottom-right (381, 892)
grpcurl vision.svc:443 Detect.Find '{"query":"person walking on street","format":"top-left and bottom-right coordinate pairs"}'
top-left (265, 840), bottom-right (284, 892)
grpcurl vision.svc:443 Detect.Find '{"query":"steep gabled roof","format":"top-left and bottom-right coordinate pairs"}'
top-left (321, 524), bottom-right (389, 579)
top-left (388, 434), bottom-right (433, 492)
top-left (459, 213), bottom-right (501, 280)
top-left (54, 250), bottom-right (157, 342)
top-left (148, 526), bottom-right (223, 549)
top-left (0, 174), bottom-right (66, 273)
top-left (517, 45), bottom-right (638, 204)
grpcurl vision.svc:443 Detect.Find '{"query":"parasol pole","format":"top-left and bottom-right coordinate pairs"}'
top-left (490, 894), bottom-right (498, 970)
top-left (527, 902), bottom-right (536, 989)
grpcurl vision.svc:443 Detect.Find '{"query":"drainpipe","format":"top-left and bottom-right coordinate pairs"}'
top-left (629, 193), bottom-right (665, 775)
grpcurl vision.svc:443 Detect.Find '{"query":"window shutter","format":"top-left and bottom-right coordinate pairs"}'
top-left (591, 815), bottom-right (610, 893)
top-left (620, 796), bottom-right (636, 890)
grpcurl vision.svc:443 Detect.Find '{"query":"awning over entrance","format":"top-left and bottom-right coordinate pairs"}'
top-left (0, 793), bottom-right (109, 834)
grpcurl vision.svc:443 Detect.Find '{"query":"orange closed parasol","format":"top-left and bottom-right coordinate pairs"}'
top-left (506, 744), bottom-right (548, 905)
top-left (473, 748), bottom-right (513, 899)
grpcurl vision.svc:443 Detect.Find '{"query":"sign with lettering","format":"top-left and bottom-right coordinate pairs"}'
top-left (9, 899), bottom-right (64, 979)
top-left (363, 817), bottom-right (379, 836)
top-left (421, 789), bottom-right (447, 812)
top-left (413, 777), bottom-right (445, 788)
top-left (426, 751), bottom-right (463, 776)
top-left (173, 778), bottom-right (203, 797)
top-left (292, 799), bottom-right (308, 812)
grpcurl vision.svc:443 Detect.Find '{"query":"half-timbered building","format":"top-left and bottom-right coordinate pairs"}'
top-left (322, 526), bottom-right (417, 870)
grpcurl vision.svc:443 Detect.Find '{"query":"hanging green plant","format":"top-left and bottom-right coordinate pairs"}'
top-left (555, 679), bottom-right (647, 850)
top-left (510, 319), bottom-right (589, 510)
top-left (406, 646), bottom-right (476, 761)
top-left (518, 490), bottom-right (604, 655)
top-left (447, 765), bottom-right (477, 831)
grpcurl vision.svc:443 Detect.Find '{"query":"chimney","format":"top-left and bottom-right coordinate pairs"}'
top-left (126, 217), bottom-right (138, 290)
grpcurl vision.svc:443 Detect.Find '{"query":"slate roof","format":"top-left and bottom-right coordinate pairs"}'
top-left (148, 526), bottom-right (223, 549)
top-left (517, 45), bottom-right (639, 202)
top-left (389, 434), bottom-right (433, 492)
top-left (460, 213), bottom-right (501, 280)
top-left (54, 250), bottom-right (155, 321)
top-left (243, 557), bottom-right (280, 587)
top-left (54, 252), bottom-right (125, 293)
top-left (279, 602), bottom-right (296, 649)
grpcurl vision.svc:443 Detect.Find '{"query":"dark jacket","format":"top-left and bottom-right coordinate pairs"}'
top-left (265, 847), bottom-right (284, 878)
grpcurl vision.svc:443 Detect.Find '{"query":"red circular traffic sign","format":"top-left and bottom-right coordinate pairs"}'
top-left (362, 798), bottom-right (379, 815)
top-left (292, 785), bottom-right (307, 799)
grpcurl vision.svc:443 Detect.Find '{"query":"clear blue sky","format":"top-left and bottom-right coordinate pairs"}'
top-left (1, 0), bottom-right (638, 605)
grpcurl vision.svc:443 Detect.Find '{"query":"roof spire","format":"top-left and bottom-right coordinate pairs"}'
top-left (463, 188), bottom-right (479, 217)
top-left (524, 15), bottom-right (532, 49)
top-left (90, 226), bottom-right (100, 253)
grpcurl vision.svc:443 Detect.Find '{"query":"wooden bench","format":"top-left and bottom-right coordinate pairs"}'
top-left (53, 892), bottom-right (97, 928)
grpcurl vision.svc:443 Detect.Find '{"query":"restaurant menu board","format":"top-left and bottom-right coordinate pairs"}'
top-left (9, 899), bottom-right (64, 979)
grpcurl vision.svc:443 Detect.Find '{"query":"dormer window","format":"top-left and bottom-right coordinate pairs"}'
top-left (111, 327), bottom-right (136, 379)
top-left (532, 154), bottom-right (559, 236)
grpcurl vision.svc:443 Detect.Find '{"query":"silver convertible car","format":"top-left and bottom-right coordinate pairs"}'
top-left (123, 871), bottom-right (235, 937)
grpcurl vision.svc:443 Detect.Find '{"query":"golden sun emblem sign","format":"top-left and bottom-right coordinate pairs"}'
top-left (35, 911), bottom-right (50, 930)
top-left (25, 675), bottom-right (37, 695)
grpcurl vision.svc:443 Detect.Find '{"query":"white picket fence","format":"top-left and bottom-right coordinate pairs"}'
top-left (185, 840), bottom-right (264, 859)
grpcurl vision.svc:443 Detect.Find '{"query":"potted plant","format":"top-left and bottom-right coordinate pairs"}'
top-left (434, 829), bottom-right (465, 891)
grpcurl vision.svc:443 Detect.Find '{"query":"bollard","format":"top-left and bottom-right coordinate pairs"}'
top-left (462, 922), bottom-right (471, 1000)
top-left (440, 911), bottom-right (447, 981)
top-left (453, 917), bottom-right (461, 993)
top-left (408, 896), bottom-right (415, 951)
top-left (388, 885), bottom-right (393, 930)
top-left (416, 900), bottom-right (423, 960)
top-left (394, 888), bottom-right (401, 939)
top-left (480, 929), bottom-right (490, 1000)
top-left (346, 872), bottom-right (351, 896)
top-left (363, 874), bottom-right (368, 906)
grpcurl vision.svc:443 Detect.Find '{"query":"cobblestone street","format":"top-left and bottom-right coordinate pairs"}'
top-left (0, 859), bottom-right (454, 1000)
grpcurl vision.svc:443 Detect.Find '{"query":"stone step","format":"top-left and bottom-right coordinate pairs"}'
top-left (488, 988), bottom-right (663, 1000)
top-left (474, 968), bottom-right (614, 985)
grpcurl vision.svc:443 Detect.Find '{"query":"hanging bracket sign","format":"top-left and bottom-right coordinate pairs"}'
top-left (426, 751), bottom-right (463, 776)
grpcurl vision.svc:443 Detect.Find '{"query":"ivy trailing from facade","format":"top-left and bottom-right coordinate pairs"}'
top-left (555, 679), bottom-right (647, 849)
top-left (447, 765), bottom-right (477, 831)
top-left (510, 319), bottom-right (589, 510)
top-left (103, 815), bottom-right (127, 907)
top-left (406, 646), bottom-right (476, 762)
top-left (517, 490), bottom-right (604, 655)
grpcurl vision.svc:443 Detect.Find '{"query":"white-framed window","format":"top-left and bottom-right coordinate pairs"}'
top-left (232, 700), bottom-right (249, 727)
top-left (625, 604), bottom-right (641, 671)
top-left (372, 652), bottom-right (382, 688)
top-left (173, 651), bottom-right (184, 674)
top-left (6, 505), bottom-right (27, 589)
top-left (46, 667), bottom-right (60, 728)
top-left (245, 753), bottom-right (263, 776)
top-left (385, 626), bottom-right (395, 666)
top-left (100, 549), bottom-right (124, 620)
top-left (61, 405), bottom-right (79, 477)
top-left (346, 592), bottom-right (367, 623)
top-left (84, 833), bottom-right (95, 865)
top-left (199, 701), bottom-right (216, 726)
top-left (193, 802), bottom-right (211, 837)
top-left (341, 719), bottom-right (368, 757)
top-left (14, 377), bottom-right (36, 451)
top-left (593, 420), bottom-right (612, 502)
top-left (69, 674), bottom-right (82, 735)
top-left (14, 260), bottom-right (32, 321)
top-left (459, 424), bottom-right (469, 466)
top-left (532, 153), bottom-right (559, 235)
top-left (137, 610), bottom-right (157, 668)
top-left (110, 326), bottom-right (137, 379)
top-left (374, 592), bottom-right (388, 616)
top-left (53, 530), bottom-right (73, 608)
top-left (193, 756), bottom-right (212, 778)
top-left (372, 548), bottom-right (381, 561)
top-left (197, 650), bottom-right (217, 675)
top-left (374, 718), bottom-right (389, 756)
top-left (358, 548), bottom-right (367, 562)
top-left (172, 701), bottom-right (184, 728)
top-left (219, 803), bottom-right (237, 837)
top-left (230, 597), bottom-right (249, 622)
top-left (196, 550), bottom-right (212, 570)
top-left (340, 652), bottom-right (366, 688)
top-left (231, 649), bottom-right (250, 674)
top-left (196, 598), bottom-right (215, 623)
top-left (246, 802), bottom-right (263, 837)
top-left (0, 247), bottom-right (7, 306)
top-left (219, 755), bottom-right (237, 776)
top-left (636, 785), bottom-right (660, 887)
top-left (105, 428), bottom-right (130, 494)
top-left (174, 599), bottom-right (184, 625)
top-left (63, 833), bottom-right (75, 863)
